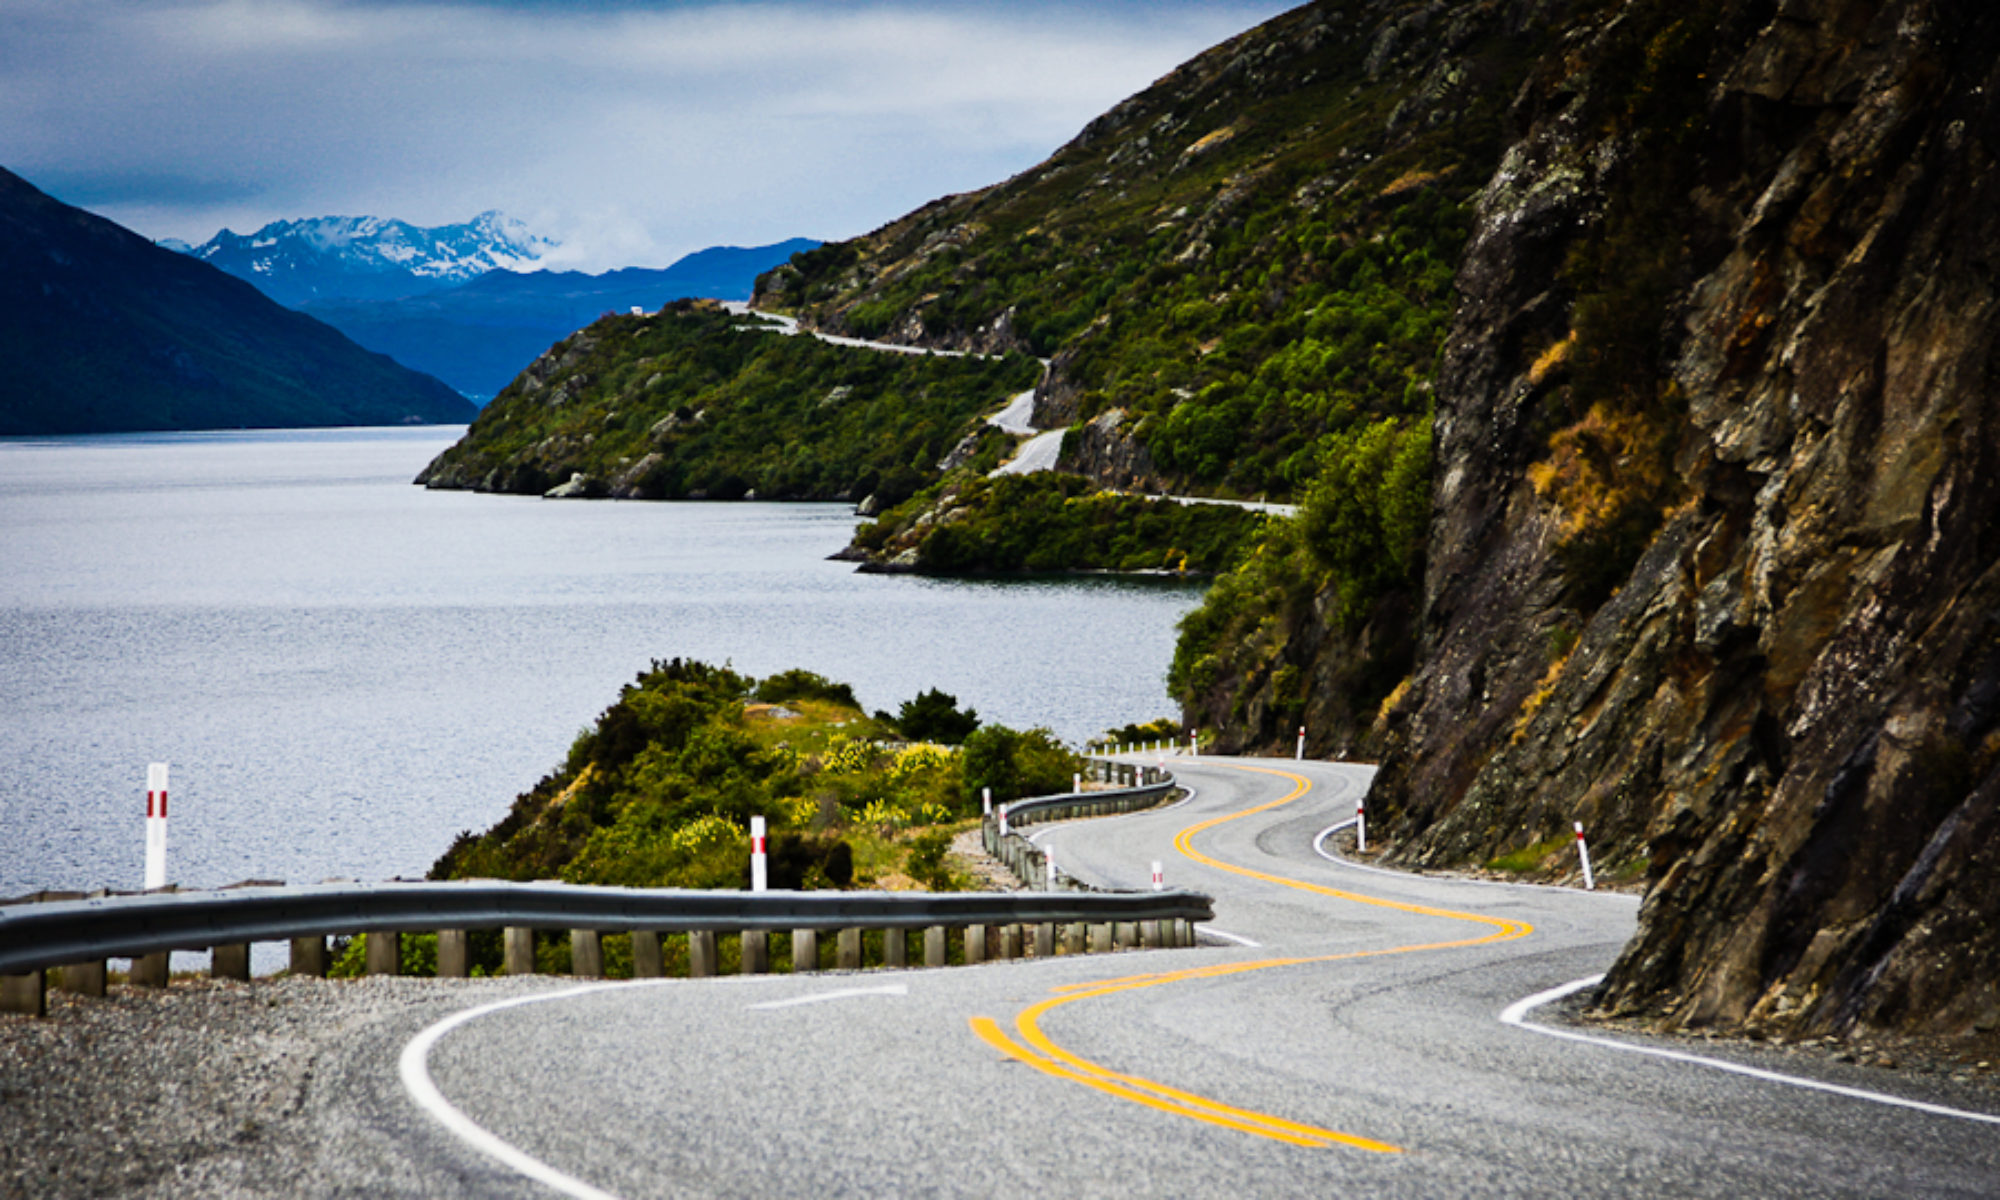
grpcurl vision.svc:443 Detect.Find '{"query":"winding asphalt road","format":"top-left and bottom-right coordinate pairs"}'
top-left (366, 758), bottom-right (1999, 1197)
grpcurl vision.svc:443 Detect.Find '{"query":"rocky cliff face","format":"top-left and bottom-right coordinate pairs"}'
top-left (1370, 0), bottom-right (2000, 1040)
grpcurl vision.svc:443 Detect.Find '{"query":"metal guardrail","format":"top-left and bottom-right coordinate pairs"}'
top-left (0, 880), bottom-right (1214, 978)
top-left (982, 761), bottom-right (1180, 888)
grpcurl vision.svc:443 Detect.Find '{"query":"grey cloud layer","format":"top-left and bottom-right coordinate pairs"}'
top-left (3, 0), bottom-right (1291, 269)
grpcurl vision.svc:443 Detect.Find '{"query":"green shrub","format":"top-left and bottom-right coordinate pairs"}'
top-left (882, 688), bottom-right (980, 744)
top-left (753, 669), bottom-right (858, 709)
top-left (961, 725), bottom-right (1078, 805)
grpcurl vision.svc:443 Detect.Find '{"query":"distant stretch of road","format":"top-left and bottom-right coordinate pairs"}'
top-left (719, 303), bottom-right (1296, 515)
top-left (372, 759), bottom-right (1998, 1197)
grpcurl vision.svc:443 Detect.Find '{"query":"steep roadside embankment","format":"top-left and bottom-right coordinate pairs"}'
top-left (1367, 0), bottom-right (2000, 1042)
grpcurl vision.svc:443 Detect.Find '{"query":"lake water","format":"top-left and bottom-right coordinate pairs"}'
top-left (0, 427), bottom-right (1205, 901)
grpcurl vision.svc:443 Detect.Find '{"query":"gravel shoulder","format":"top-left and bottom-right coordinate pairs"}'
top-left (0, 974), bottom-right (563, 1199)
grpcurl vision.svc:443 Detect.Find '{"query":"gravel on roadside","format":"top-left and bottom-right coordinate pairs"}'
top-left (0, 973), bottom-right (559, 1200)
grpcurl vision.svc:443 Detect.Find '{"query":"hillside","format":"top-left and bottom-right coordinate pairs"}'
top-left (0, 167), bottom-right (477, 435)
top-left (762, 0), bottom-right (1547, 742)
top-left (301, 239), bottom-right (818, 400)
top-left (415, 301), bottom-right (1038, 502)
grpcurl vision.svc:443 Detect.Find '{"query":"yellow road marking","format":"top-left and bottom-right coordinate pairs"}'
top-left (968, 760), bottom-right (1534, 1152)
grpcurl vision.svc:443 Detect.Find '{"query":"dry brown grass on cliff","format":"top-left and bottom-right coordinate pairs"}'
top-left (1526, 401), bottom-right (1676, 540)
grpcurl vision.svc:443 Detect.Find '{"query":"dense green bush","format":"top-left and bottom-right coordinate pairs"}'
top-left (753, 669), bottom-right (858, 709)
top-left (882, 688), bottom-right (980, 744)
top-left (860, 472), bottom-right (1268, 576)
top-left (960, 725), bottom-right (1076, 805)
top-left (1298, 416), bottom-right (1433, 631)
top-left (429, 661), bottom-right (1070, 897)
top-left (1100, 718), bottom-right (1183, 747)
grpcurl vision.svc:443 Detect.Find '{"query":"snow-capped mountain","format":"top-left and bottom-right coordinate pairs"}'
top-left (178, 212), bottom-right (557, 308)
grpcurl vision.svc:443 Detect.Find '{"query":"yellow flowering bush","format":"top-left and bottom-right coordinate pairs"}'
top-left (822, 736), bottom-right (878, 775)
top-left (890, 743), bottom-right (956, 781)
top-left (780, 794), bottom-right (818, 826)
top-left (860, 797), bottom-right (907, 830)
top-left (668, 814), bottom-right (744, 854)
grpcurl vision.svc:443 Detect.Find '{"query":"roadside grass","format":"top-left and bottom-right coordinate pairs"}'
top-left (1484, 836), bottom-right (1572, 875)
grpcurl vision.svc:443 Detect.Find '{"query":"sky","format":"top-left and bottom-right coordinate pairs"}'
top-left (3, 0), bottom-right (1297, 271)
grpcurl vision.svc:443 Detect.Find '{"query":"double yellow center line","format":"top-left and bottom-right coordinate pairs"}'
top-left (968, 761), bottom-right (1533, 1153)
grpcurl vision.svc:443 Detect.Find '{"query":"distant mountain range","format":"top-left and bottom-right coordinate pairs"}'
top-left (167, 211), bottom-right (557, 308)
top-left (168, 216), bottom-right (817, 402)
top-left (0, 166), bottom-right (476, 436)
top-left (296, 240), bottom-right (820, 401)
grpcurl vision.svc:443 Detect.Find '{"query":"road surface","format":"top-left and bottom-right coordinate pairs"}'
top-left (372, 758), bottom-right (2000, 1197)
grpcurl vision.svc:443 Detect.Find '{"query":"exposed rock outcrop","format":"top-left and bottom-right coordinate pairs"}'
top-left (1369, 0), bottom-right (2000, 1041)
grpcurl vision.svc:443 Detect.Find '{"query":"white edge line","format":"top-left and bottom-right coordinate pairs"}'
top-left (1503, 975), bottom-right (2000, 1127)
top-left (1199, 927), bottom-right (1262, 947)
top-left (749, 984), bottom-right (908, 1010)
top-left (1311, 819), bottom-right (1639, 902)
top-left (400, 982), bottom-right (641, 1200)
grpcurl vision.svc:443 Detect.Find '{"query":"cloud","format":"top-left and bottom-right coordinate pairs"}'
top-left (0, 0), bottom-right (1292, 270)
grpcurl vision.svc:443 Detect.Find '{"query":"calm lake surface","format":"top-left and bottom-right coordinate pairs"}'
top-left (0, 426), bottom-right (1205, 900)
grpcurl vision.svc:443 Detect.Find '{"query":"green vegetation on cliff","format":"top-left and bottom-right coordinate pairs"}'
top-left (757, 1), bottom-right (1550, 748)
top-left (850, 472), bottom-right (1270, 575)
top-left (417, 302), bottom-right (1039, 503)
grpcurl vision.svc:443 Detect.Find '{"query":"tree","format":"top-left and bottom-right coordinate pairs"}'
top-left (884, 687), bottom-right (980, 744)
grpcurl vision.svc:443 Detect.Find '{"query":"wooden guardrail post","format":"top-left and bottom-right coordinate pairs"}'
top-left (290, 936), bottom-right (328, 977)
top-left (1064, 922), bottom-right (1086, 955)
top-left (60, 959), bottom-right (107, 998)
top-left (1033, 923), bottom-right (1054, 958)
top-left (1001, 925), bottom-right (1023, 960)
top-left (1090, 923), bottom-right (1113, 953)
top-left (212, 943), bottom-right (250, 981)
top-left (130, 949), bottom-right (170, 988)
top-left (632, 931), bottom-right (664, 978)
top-left (1, 970), bottom-right (44, 1017)
top-left (366, 931), bottom-right (401, 976)
top-left (503, 927), bottom-right (535, 975)
top-left (964, 925), bottom-right (987, 964)
top-left (37, 892), bottom-right (105, 997)
top-left (1141, 920), bottom-right (1164, 949)
top-left (883, 928), bottom-right (908, 968)
top-left (792, 929), bottom-right (818, 974)
top-left (1114, 921), bottom-right (1138, 950)
top-left (571, 929), bottom-right (603, 978)
top-left (742, 930), bottom-right (769, 974)
top-left (689, 931), bottom-right (717, 977)
top-left (436, 930), bottom-right (469, 978)
top-left (836, 928), bottom-right (862, 970)
top-left (133, 884), bottom-right (176, 988)
top-left (924, 926), bottom-right (946, 967)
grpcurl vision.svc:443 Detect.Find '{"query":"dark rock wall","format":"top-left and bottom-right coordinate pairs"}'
top-left (1372, 0), bottom-right (2000, 1038)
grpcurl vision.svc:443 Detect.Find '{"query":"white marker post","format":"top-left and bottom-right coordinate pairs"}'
top-left (750, 816), bottom-right (768, 892)
top-left (1355, 793), bottom-right (1367, 854)
top-left (1186, 730), bottom-right (1196, 757)
top-left (144, 762), bottom-right (169, 889)
top-left (1073, 772), bottom-right (1082, 795)
top-left (1151, 861), bottom-right (1164, 892)
top-left (1045, 844), bottom-right (1059, 888)
top-left (982, 786), bottom-right (992, 817)
top-left (1575, 822), bottom-right (1596, 891)
top-left (999, 805), bottom-right (1010, 839)
top-left (1296, 726), bottom-right (1306, 761)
